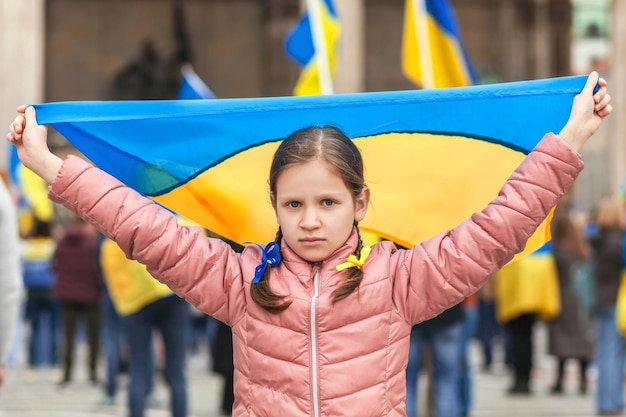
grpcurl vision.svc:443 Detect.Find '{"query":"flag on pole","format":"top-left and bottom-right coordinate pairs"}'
top-left (177, 64), bottom-right (215, 100)
top-left (32, 75), bottom-right (588, 258)
top-left (402, 0), bottom-right (476, 88)
top-left (284, 0), bottom-right (340, 96)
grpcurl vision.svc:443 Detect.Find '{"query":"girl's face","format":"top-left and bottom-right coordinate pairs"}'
top-left (272, 159), bottom-right (369, 262)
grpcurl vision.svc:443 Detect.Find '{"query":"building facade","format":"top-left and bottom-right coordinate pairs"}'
top-left (0, 0), bottom-right (622, 211)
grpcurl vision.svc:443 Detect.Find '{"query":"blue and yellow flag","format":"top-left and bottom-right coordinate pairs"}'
top-left (7, 144), bottom-right (54, 231)
top-left (33, 75), bottom-right (587, 256)
top-left (284, 0), bottom-right (340, 95)
top-left (402, 0), bottom-right (476, 88)
top-left (176, 64), bottom-right (215, 100)
top-left (494, 242), bottom-right (560, 322)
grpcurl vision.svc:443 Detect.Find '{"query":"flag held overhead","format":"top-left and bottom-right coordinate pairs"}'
top-left (34, 75), bottom-right (588, 259)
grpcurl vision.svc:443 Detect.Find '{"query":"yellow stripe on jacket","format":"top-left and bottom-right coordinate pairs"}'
top-left (99, 238), bottom-right (173, 316)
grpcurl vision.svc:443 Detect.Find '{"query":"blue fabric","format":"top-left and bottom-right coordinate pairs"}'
top-left (23, 259), bottom-right (55, 289)
top-left (33, 75), bottom-right (586, 195)
top-left (123, 296), bottom-right (188, 417)
top-left (459, 304), bottom-right (479, 416)
top-left (25, 294), bottom-right (60, 366)
top-left (100, 290), bottom-right (123, 399)
top-left (31, 75), bottom-right (589, 251)
top-left (594, 305), bottom-right (626, 413)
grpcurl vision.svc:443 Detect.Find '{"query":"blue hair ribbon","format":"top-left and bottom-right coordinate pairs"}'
top-left (252, 242), bottom-right (282, 284)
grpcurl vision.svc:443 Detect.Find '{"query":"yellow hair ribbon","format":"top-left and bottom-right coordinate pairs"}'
top-left (336, 246), bottom-right (372, 271)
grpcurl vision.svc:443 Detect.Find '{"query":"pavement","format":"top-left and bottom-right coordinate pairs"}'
top-left (0, 323), bottom-right (601, 417)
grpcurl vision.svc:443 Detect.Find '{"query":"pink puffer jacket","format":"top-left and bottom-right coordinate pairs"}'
top-left (49, 133), bottom-right (582, 417)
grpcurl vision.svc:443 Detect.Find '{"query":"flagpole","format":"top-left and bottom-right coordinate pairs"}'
top-left (412, 0), bottom-right (434, 89)
top-left (305, 0), bottom-right (334, 95)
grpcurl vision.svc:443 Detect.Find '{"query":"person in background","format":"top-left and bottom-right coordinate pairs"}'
top-left (476, 277), bottom-right (511, 372)
top-left (52, 215), bottom-right (102, 387)
top-left (0, 179), bottom-right (23, 387)
top-left (588, 197), bottom-right (626, 415)
top-left (547, 214), bottom-right (594, 395)
top-left (459, 294), bottom-right (479, 417)
top-left (99, 236), bottom-right (188, 417)
top-left (494, 240), bottom-right (561, 395)
top-left (22, 217), bottom-right (59, 368)
top-left (406, 303), bottom-right (464, 417)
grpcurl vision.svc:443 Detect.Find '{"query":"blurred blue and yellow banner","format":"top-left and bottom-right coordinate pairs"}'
top-left (7, 144), bottom-right (54, 234)
top-left (494, 242), bottom-right (560, 322)
top-left (33, 75), bottom-right (587, 253)
top-left (284, 0), bottom-right (340, 95)
top-left (402, 0), bottom-right (476, 88)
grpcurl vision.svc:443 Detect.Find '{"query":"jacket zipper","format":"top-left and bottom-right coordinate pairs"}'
top-left (310, 263), bottom-right (321, 417)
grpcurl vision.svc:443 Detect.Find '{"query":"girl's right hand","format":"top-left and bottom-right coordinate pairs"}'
top-left (6, 105), bottom-right (62, 184)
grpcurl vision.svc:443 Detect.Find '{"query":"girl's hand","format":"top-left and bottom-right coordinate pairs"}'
top-left (6, 105), bottom-right (62, 184)
top-left (558, 71), bottom-right (612, 152)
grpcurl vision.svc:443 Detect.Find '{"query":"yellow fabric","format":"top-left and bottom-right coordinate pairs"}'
top-left (336, 246), bottom-right (372, 271)
top-left (616, 272), bottom-right (626, 335)
top-left (494, 252), bottom-right (560, 323)
top-left (155, 133), bottom-right (551, 260)
top-left (22, 236), bottom-right (56, 261)
top-left (19, 165), bottom-right (54, 222)
top-left (99, 238), bottom-right (173, 316)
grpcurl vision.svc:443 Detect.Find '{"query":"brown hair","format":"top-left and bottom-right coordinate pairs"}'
top-left (250, 126), bottom-right (367, 313)
top-left (551, 215), bottom-right (588, 260)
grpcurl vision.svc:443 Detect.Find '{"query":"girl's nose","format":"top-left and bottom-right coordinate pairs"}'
top-left (300, 208), bottom-right (321, 229)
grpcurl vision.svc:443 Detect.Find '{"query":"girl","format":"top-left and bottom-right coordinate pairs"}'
top-left (7, 72), bottom-right (611, 416)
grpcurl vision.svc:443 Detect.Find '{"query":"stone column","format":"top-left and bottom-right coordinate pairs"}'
top-left (497, 1), bottom-right (522, 81)
top-left (533, 0), bottom-right (551, 78)
top-left (0, 0), bottom-right (45, 169)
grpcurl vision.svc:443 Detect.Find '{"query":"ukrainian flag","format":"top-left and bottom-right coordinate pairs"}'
top-left (177, 64), bottom-right (215, 100)
top-left (402, 0), bottom-right (476, 88)
top-left (494, 242), bottom-right (560, 322)
top-left (284, 0), bottom-right (340, 95)
top-left (33, 75), bottom-right (587, 256)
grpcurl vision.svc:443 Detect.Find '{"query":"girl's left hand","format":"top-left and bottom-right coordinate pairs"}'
top-left (559, 71), bottom-right (612, 152)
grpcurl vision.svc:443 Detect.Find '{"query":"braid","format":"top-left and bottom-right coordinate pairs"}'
top-left (332, 222), bottom-right (365, 302)
top-left (250, 227), bottom-right (292, 313)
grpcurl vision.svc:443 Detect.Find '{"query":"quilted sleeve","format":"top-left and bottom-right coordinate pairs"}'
top-left (392, 133), bottom-right (584, 325)
top-left (48, 155), bottom-right (245, 325)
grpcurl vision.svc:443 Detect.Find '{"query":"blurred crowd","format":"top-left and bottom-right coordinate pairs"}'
top-left (2, 171), bottom-right (626, 417)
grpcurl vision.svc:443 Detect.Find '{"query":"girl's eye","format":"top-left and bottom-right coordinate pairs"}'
top-left (322, 199), bottom-right (334, 207)
top-left (288, 201), bottom-right (300, 208)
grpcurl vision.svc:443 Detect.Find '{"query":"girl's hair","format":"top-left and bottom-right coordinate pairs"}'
top-left (551, 215), bottom-right (588, 260)
top-left (251, 125), bottom-right (367, 313)
top-left (595, 197), bottom-right (626, 230)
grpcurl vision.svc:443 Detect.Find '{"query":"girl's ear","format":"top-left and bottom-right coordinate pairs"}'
top-left (354, 187), bottom-right (370, 222)
top-left (270, 192), bottom-right (277, 211)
